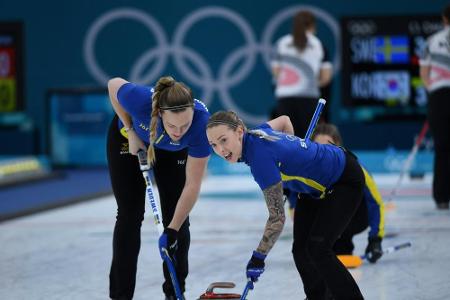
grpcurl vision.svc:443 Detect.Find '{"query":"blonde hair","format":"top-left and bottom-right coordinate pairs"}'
top-left (207, 111), bottom-right (279, 141)
top-left (148, 76), bottom-right (194, 165)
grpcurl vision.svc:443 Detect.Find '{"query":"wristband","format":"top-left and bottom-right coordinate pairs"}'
top-left (124, 126), bottom-right (134, 133)
top-left (252, 251), bottom-right (267, 261)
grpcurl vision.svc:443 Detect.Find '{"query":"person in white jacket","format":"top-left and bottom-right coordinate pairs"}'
top-left (420, 4), bottom-right (450, 210)
top-left (271, 10), bottom-right (332, 138)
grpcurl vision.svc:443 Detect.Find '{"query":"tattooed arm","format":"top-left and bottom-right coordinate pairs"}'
top-left (256, 181), bottom-right (286, 255)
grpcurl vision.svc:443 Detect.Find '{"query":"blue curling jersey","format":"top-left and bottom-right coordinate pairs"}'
top-left (240, 124), bottom-right (346, 198)
top-left (116, 82), bottom-right (211, 158)
top-left (361, 166), bottom-right (385, 238)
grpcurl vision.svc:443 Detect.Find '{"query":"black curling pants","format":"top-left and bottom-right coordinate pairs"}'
top-left (107, 116), bottom-right (190, 299)
top-left (333, 199), bottom-right (368, 255)
top-left (276, 96), bottom-right (320, 138)
top-left (427, 88), bottom-right (450, 206)
top-left (292, 152), bottom-right (365, 300)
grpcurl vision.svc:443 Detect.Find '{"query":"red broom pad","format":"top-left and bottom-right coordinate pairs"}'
top-left (198, 282), bottom-right (241, 299)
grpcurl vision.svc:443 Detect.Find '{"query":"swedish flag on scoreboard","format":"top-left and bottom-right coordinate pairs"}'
top-left (374, 36), bottom-right (409, 64)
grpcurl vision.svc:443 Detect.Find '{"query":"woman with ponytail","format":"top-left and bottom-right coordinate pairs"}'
top-left (206, 111), bottom-right (365, 300)
top-left (107, 76), bottom-right (210, 300)
top-left (271, 10), bottom-right (332, 137)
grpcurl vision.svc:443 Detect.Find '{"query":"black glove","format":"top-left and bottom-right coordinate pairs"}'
top-left (365, 236), bottom-right (383, 263)
top-left (158, 228), bottom-right (178, 260)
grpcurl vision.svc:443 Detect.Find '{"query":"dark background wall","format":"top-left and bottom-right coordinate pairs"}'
top-left (0, 0), bottom-right (447, 154)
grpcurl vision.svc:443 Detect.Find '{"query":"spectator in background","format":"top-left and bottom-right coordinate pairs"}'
top-left (271, 10), bottom-right (332, 138)
top-left (420, 4), bottom-right (450, 210)
top-left (312, 123), bottom-right (385, 264)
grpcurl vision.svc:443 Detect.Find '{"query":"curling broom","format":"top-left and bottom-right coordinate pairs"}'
top-left (338, 242), bottom-right (412, 268)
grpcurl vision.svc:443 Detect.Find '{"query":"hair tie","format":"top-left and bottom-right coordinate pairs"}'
top-left (159, 103), bottom-right (194, 111)
top-left (208, 120), bottom-right (239, 128)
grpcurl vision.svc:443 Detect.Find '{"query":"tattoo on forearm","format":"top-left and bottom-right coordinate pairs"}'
top-left (256, 182), bottom-right (286, 255)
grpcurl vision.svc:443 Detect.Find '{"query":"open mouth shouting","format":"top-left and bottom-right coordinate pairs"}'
top-left (224, 152), bottom-right (232, 161)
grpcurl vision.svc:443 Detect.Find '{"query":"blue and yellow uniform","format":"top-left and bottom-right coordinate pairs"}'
top-left (332, 165), bottom-right (385, 255)
top-left (361, 167), bottom-right (385, 239)
top-left (281, 144), bottom-right (384, 242)
top-left (240, 123), bottom-right (346, 198)
top-left (286, 162), bottom-right (385, 240)
top-left (117, 82), bottom-right (211, 157)
top-left (238, 123), bottom-right (365, 299)
top-left (108, 81), bottom-right (210, 299)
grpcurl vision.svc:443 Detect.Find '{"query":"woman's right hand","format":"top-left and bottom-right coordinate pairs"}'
top-left (127, 129), bottom-right (146, 155)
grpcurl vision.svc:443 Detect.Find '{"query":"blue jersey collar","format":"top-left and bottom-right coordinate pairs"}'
top-left (238, 131), bottom-right (249, 163)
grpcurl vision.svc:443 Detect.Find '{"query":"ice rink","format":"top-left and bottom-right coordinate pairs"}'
top-left (1, 173), bottom-right (449, 300)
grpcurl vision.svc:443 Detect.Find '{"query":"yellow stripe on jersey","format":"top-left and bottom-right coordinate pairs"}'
top-left (280, 172), bottom-right (327, 197)
top-left (121, 127), bottom-right (164, 145)
top-left (120, 127), bottom-right (129, 139)
top-left (155, 132), bottom-right (165, 144)
top-left (362, 167), bottom-right (385, 238)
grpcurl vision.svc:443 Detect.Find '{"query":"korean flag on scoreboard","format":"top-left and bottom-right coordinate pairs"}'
top-left (373, 71), bottom-right (410, 103)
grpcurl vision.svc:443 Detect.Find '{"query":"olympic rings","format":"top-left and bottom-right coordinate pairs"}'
top-left (83, 5), bottom-right (340, 124)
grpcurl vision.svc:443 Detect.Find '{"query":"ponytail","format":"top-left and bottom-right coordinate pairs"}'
top-left (247, 129), bottom-right (280, 141)
top-left (292, 11), bottom-right (315, 51)
top-left (147, 97), bottom-right (160, 166)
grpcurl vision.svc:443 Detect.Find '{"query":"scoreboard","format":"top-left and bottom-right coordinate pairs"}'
top-left (0, 22), bottom-right (24, 113)
top-left (341, 15), bottom-right (442, 119)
